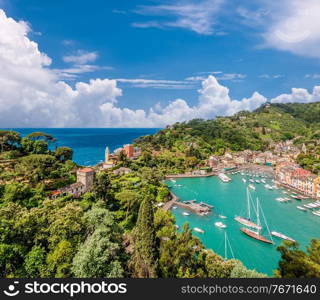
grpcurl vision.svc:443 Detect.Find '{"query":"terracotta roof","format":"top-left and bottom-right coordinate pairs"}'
top-left (78, 167), bottom-right (94, 173)
top-left (51, 190), bottom-right (61, 196)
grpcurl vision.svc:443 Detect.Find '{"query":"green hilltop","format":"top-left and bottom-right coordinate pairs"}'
top-left (135, 102), bottom-right (320, 174)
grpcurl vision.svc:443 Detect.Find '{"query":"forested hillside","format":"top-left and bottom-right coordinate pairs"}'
top-left (135, 102), bottom-right (320, 174)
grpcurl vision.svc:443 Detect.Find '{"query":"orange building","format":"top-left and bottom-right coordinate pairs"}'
top-left (124, 144), bottom-right (134, 158)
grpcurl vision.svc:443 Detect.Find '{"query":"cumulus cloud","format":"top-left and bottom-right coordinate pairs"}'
top-left (0, 9), bottom-right (121, 127)
top-left (0, 8), bottom-right (318, 128)
top-left (271, 87), bottom-right (320, 104)
top-left (262, 0), bottom-right (320, 58)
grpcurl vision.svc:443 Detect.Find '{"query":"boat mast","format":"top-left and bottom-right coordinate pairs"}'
top-left (224, 232), bottom-right (227, 260)
top-left (247, 187), bottom-right (251, 220)
top-left (256, 197), bottom-right (260, 233)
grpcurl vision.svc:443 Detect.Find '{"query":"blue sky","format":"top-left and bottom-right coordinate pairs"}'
top-left (1, 0), bottom-right (320, 127)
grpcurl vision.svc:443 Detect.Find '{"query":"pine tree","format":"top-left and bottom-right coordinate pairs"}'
top-left (129, 196), bottom-right (158, 278)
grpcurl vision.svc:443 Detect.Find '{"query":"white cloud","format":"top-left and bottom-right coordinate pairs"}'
top-left (186, 72), bottom-right (246, 82)
top-left (271, 86), bottom-right (320, 104)
top-left (0, 9), bottom-right (121, 127)
top-left (116, 78), bottom-right (195, 89)
top-left (63, 50), bottom-right (98, 64)
top-left (133, 0), bottom-right (225, 35)
top-left (258, 74), bottom-right (284, 79)
top-left (262, 0), bottom-right (320, 58)
top-left (0, 8), bottom-right (318, 128)
top-left (305, 74), bottom-right (320, 79)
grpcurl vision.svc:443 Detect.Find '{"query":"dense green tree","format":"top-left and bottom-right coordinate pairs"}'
top-left (72, 208), bottom-right (125, 278)
top-left (275, 240), bottom-right (320, 278)
top-left (1, 183), bottom-right (33, 207)
top-left (23, 245), bottom-right (46, 278)
top-left (55, 147), bottom-right (73, 162)
top-left (129, 196), bottom-right (158, 278)
top-left (93, 171), bottom-right (111, 202)
top-left (0, 130), bottom-right (21, 152)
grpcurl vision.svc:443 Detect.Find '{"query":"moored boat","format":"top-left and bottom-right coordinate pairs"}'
top-left (182, 212), bottom-right (190, 216)
top-left (248, 184), bottom-right (256, 190)
top-left (296, 206), bottom-right (307, 211)
top-left (240, 227), bottom-right (273, 244)
top-left (271, 231), bottom-right (296, 242)
top-left (218, 173), bottom-right (232, 183)
top-left (194, 227), bottom-right (204, 233)
top-left (219, 214), bottom-right (227, 219)
top-left (242, 178), bottom-right (247, 183)
top-left (235, 216), bottom-right (262, 230)
top-left (215, 222), bottom-right (227, 229)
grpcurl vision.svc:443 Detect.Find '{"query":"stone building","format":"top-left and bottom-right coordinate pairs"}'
top-left (50, 168), bottom-right (95, 199)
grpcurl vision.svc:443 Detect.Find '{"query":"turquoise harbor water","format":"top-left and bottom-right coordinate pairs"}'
top-left (167, 174), bottom-right (320, 275)
top-left (6, 128), bottom-right (160, 166)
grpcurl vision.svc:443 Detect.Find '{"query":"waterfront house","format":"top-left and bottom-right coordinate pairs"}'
top-left (314, 177), bottom-right (320, 199)
top-left (207, 155), bottom-right (219, 169)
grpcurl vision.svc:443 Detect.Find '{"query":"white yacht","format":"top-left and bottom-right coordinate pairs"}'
top-left (248, 184), bottom-right (256, 191)
top-left (182, 212), bottom-right (190, 216)
top-left (194, 227), bottom-right (204, 233)
top-left (271, 231), bottom-right (296, 242)
top-left (218, 173), bottom-right (231, 183)
top-left (215, 222), bottom-right (227, 229)
top-left (296, 206), bottom-right (307, 212)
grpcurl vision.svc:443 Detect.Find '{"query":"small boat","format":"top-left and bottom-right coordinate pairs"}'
top-left (296, 206), bottom-right (307, 211)
top-left (261, 179), bottom-right (266, 184)
top-left (249, 179), bottom-right (254, 183)
top-left (182, 212), bottom-right (190, 216)
top-left (218, 173), bottom-right (232, 183)
top-left (215, 222), bottom-right (227, 229)
top-left (255, 180), bottom-right (260, 184)
top-left (291, 194), bottom-right (302, 200)
top-left (170, 179), bottom-right (176, 183)
top-left (219, 215), bottom-right (227, 219)
top-left (265, 184), bottom-right (273, 190)
top-left (248, 184), bottom-right (256, 191)
top-left (172, 206), bottom-right (177, 209)
top-left (174, 224), bottom-right (179, 229)
top-left (275, 197), bottom-right (284, 202)
top-left (271, 231), bottom-right (296, 242)
top-left (242, 178), bottom-right (247, 183)
top-left (282, 191), bottom-right (288, 194)
top-left (194, 227), bottom-right (204, 233)
top-left (312, 211), bottom-right (320, 216)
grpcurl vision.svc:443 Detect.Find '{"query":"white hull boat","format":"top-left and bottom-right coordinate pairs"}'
top-left (271, 231), bottom-right (296, 242)
top-left (248, 184), bottom-right (256, 190)
top-left (215, 222), bottom-right (227, 229)
top-left (194, 227), bottom-right (204, 233)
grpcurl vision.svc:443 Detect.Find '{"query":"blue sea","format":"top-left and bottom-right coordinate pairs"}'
top-left (7, 128), bottom-right (160, 166)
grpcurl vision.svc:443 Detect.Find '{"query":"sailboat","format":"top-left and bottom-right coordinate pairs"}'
top-left (223, 232), bottom-right (235, 260)
top-left (235, 187), bottom-right (261, 230)
top-left (240, 197), bottom-right (273, 244)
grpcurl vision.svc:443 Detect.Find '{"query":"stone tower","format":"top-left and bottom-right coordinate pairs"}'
top-left (77, 168), bottom-right (95, 190)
